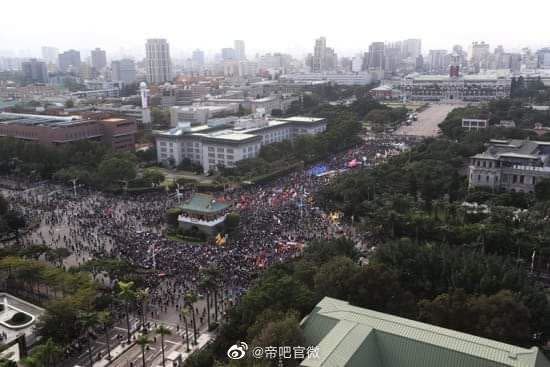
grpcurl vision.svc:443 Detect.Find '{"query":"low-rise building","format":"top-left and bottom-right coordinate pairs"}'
top-left (369, 85), bottom-right (397, 100)
top-left (154, 116), bottom-right (327, 172)
top-left (401, 72), bottom-right (511, 101)
top-left (468, 139), bottom-right (550, 192)
top-left (0, 112), bottom-right (136, 151)
top-left (301, 297), bottom-right (550, 367)
top-left (70, 88), bottom-right (120, 99)
top-left (170, 105), bottom-right (239, 127)
top-left (250, 94), bottom-right (299, 114)
top-left (178, 193), bottom-right (232, 235)
top-left (462, 118), bottom-right (488, 130)
top-left (280, 72), bottom-right (374, 86)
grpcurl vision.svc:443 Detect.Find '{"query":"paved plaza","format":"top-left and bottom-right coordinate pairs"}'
top-left (394, 103), bottom-right (461, 137)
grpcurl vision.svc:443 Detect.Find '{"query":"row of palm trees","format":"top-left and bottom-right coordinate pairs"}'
top-left (135, 324), bottom-right (174, 367)
top-left (17, 264), bottom-right (229, 367)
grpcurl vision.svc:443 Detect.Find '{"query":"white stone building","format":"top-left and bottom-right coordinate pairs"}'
top-left (155, 116), bottom-right (327, 172)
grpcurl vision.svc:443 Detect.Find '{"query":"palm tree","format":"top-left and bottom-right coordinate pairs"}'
top-left (117, 281), bottom-right (137, 342)
top-left (155, 325), bottom-right (172, 367)
top-left (0, 357), bottom-right (17, 367)
top-left (136, 335), bottom-right (152, 367)
top-left (78, 311), bottom-right (99, 367)
top-left (136, 288), bottom-right (150, 331)
top-left (198, 276), bottom-right (212, 329)
top-left (98, 311), bottom-right (114, 360)
top-left (205, 265), bottom-right (222, 323)
top-left (20, 338), bottom-right (62, 367)
top-left (183, 292), bottom-right (198, 345)
top-left (180, 307), bottom-right (191, 352)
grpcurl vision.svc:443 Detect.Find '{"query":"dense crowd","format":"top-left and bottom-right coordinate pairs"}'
top-left (1, 135), bottom-right (414, 327)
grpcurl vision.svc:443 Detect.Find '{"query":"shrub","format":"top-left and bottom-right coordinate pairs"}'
top-left (7, 312), bottom-right (32, 325)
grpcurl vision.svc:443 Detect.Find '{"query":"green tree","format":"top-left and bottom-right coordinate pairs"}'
top-left (199, 276), bottom-right (213, 330)
top-left (205, 265), bottom-right (223, 323)
top-left (180, 307), bottom-right (191, 352)
top-left (251, 311), bottom-right (304, 367)
top-left (224, 213), bottom-right (240, 232)
top-left (136, 335), bottom-right (152, 367)
top-left (117, 281), bottom-right (137, 342)
top-left (313, 256), bottom-right (360, 300)
top-left (98, 311), bottom-right (114, 360)
top-left (143, 168), bottom-right (165, 186)
top-left (470, 290), bottom-right (530, 345)
top-left (0, 358), bottom-right (17, 367)
top-left (78, 311), bottom-right (99, 367)
top-left (136, 288), bottom-right (150, 330)
top-left (418, 288), bottom-right (472, 333)
top-left (97, 157), bottom-right (137, 187)
top-left (156, 324), bottom-right (173, 367)
top-left (348, 265), bottom-right (416, 317)
top-left (21, 338), bottom-right (63, 367)
top-left (166, 208), bottom-right (183, 228)
top-left (184, 292), bottom-right (199, 345)
top-left (535, 178), bottom-right (550, 201)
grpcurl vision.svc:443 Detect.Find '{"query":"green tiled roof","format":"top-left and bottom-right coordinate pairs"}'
top-left (180, 193), bottom-right (230, 214)
top-left (300, 297), bottom-right (550, 367)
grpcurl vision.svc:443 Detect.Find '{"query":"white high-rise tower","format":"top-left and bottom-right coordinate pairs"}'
top-left (145, 39), bottom-right (172, 84)
top-left (140, 82), bottom-right (151, 126)
top-left (234, 40), bottom-right (246, 60)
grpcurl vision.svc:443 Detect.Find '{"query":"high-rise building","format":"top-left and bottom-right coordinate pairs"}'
top-left (192, 49), bottom-right (205, 67)
top-left (537, 48), bottom-right (550, 69)
top-left (428, 50), bottom-right (448, 73)
top-left (91, 48), bottom-right (107, 71)
top-left (509, 53), bottom-right (522, 72)
top-left (111, 59), bottom-right (137, 83)
top-left (145, 39), bottom-right (172, 84)
top-left (367, 42), bottom-right (385, 70)
top-left (351, 54), bottom-right (363, 73)
top-left (401, 39), bottom-right (422, 59)
top-left (452, 45), bottom-right (468, 68)
top-left (521, 48), bottom-right (538, 70)
top-left (234, 40), bottom-right (246, 60)
top-left (324, 47), bottom-right (337, 71)
top-left (41, 46), bottom-right (58, 64)
top-left (22, 59), bottom-right (49, 84)
top-left (58, 49), bottom-right (81, 72)
top-left (470, 41), bottom-right (490, 71)
top-left (384, 42), bottom-right (402, 74)
top-left (310, 37), bottom-right (337, 73)
top-left (312, 37), bottom-right (326, 72)
top-left (79, 62), bottom-right (94, 80)
top-left (221, 48), bottom-right (236, 61)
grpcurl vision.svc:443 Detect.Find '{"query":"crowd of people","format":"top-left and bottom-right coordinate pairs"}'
top-left (1, 135), bottom-right (415, 333)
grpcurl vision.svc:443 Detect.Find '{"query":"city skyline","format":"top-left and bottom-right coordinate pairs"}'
top-left (2, 0), bottom-right (549, 59)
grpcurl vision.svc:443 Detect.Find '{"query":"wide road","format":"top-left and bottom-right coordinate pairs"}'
top-left (394, 103), bottom-right (461, 137)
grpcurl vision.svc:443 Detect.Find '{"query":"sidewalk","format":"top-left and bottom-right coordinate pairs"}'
top-left (93, 329), bottom-right (214, 367)
top-left (150, 332), bottom-right (214, 367)
top-left (92, 333), bottom-right (138, 367)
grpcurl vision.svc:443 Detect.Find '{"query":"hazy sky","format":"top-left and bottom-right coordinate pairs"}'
top-left (2, 0), bottom-right (549, 59)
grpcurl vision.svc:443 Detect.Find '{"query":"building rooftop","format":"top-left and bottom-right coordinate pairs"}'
top-left (371, 85), bottom-right (394, 91)
top-left (181, 193), bottom-right (230, 214)
top-left (0, 112), bottom-right (81, 127)
top-left (154, 116), bottom-right (327, 145)
top-left (252, 96), bottom-right (276, 103)
top-left (301, 297), bottom-right (550, 367)
top-left (199, 131), bottom-right (258, 142)
top-left (275, 116), bottom-right (326, 123)
top-left (405, 72), bottom-right (511, 82)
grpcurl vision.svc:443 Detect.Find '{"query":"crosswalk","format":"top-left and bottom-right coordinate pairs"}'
top-left (116, 318), bottom-right (192, 341)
